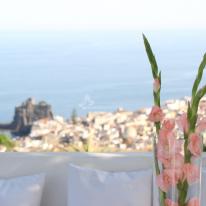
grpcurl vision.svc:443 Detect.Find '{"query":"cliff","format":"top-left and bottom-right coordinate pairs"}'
top-left (0, 98), bottom-right (53, 136)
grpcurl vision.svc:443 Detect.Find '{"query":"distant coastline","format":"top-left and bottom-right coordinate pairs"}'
top-left (1, 96), bottom-right (206, 152)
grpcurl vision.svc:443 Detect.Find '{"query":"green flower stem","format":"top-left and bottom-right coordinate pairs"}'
top-left (192, 54), bottom-right (206, 99)
top-left (177, 180), bottom-right (188, 206)
top-left (177, 132), bottom-right (190, 206)
top-left (178, 54), bottom-right (206, 206)
top-left (154, 122), bottom-right (160, 174)
top-left (154, 103), bottom-right (166, 206)
top-left (143, 34), bottom-right (166, 206)
top-left (154, 123), bottom-right (166, 206)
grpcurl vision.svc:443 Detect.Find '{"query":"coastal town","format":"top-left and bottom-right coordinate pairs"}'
top-left (1, 97), bottom-right (206, 152)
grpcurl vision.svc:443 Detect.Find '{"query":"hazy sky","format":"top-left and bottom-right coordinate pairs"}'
top-left (0, 0), bottom-right (205, 30)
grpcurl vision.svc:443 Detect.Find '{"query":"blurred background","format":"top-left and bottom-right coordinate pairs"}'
top-left (0, 0), bottom-right (205, 152)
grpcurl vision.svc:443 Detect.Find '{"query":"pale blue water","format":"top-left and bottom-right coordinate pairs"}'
top-left (0, 30), bottom-right (205, 122)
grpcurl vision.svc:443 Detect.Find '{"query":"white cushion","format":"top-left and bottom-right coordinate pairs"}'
top-left (68, 164), bottom-right (152, 206)
top-left (0, 174), bottom-right (45, 206)
top-left (0, 153), bottom-right (153, 206)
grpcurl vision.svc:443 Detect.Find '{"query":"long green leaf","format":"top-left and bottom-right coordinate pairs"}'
top-left (192, 85), bottom-right (206, 112)
top-left (190, 85), bottom-right (206, 131)
top-left (143, 34), bottom-right (159, 78)
top-left (192, 53), bottom-right (206, 99)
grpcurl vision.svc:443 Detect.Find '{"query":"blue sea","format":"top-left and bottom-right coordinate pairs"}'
top-left (0, 30), bottom-right (205, 122)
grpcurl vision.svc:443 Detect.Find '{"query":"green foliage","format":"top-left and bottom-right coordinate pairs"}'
top-left (0, 134), bottom-right (15, 150)
top-left (192, 54), bottom-right (206, 99)
top-left (71, 108), bottom-right (77, 124)
top-left (143, 34), bottom-right (161, 107)
top-left (188, 55), bottom-right (206, 133)
top-left (143, 34), bottom-right (159, 79)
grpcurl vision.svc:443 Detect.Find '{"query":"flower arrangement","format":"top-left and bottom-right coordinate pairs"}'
top-left (143, 34), bottom-right (206, 206)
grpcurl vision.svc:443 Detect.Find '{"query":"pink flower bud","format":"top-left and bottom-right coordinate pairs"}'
top-left (188, 133), bottom-right (202, 157)
top-left (182, 163), bottom-right (200, 184)
top-left (148, 106), bottom-right (164, 122)
top-left (162, 119), bottom-right (175, 131)
top-left (156, 169), bottom-right (181, 193)
top-left (177, 113), bottom-right (189, 133)
top-left (153, 78), bottom-right (160, 93)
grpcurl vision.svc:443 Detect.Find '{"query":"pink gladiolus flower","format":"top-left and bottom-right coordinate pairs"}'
top-left (158, 128), bottom-right (169, 143)
top-left (187, 197), bottom-right (200, 206)
top-left (182, 163), bottom-right (200, 184)
top-left (158, 119), bottom-right (175, 144)
top-left (156, 169), bottom-right (179, 192)
top-left (196, 118), bottom-right (206, 134)
top-left (165, 199), bottom-right (179, 206)
top-left (153, 78), bottom-right (160, 93)
top-left (168, 154), bottom-right (184, 169)
top-left (177, 113), bottom-right (189, 133)
top-left (188, 133), bottom-right (201, 157)
top-left (158, 128), bottom-right (174, 144)
top-left (157, 134), bottom-right (183, 168)
top-left (148, 106), bottom-right (164, 122)
top-left (162, 119), bottom-right (175, 132)
top-left (174, 168), bottom-right (184, 181)
top-left (156, 170), bottom-right (171, 192)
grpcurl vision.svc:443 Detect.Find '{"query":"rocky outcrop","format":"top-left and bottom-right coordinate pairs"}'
top-left (0, 98), bottom-right (53, 136)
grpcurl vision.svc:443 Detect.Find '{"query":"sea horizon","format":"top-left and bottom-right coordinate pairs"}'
top-left (0, 30), bottom-right (206, 122)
